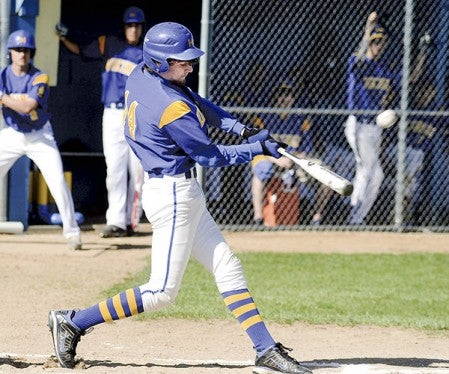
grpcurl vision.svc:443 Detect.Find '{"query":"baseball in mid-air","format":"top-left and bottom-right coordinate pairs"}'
top-left (376, 109), bottom-right (398, 129)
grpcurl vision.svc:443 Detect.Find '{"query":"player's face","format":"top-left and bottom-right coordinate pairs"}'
top-left (163, 59), bottom-right (199, 85)
top-left (369, 38), bottom-right (386, 59)
top-left (10, 48), bottom-right (32, 69)
top-left (125, 23), bottom-right (143, 45)
top-left (276, 90), bottom-right (295, 108)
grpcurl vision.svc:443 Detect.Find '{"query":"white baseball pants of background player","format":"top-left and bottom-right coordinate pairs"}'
top-left (344, 115), bottom-right (384, 225)
top-left (102, 107), bottom-right (143, 229)
top-left (0, 122), bottom-right (80, 238)
top-left (138, 172), bottom-right (247, 310)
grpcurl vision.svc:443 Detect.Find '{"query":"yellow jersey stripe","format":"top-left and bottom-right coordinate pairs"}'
top-left (232, 302), bottom-right (257, 318)
top-left (99, 301), bottom-right (113, 322)
top-left (126, 289), bottom-right (139, 315)
top-left (223, 291), bottom-right (251, 306)
top-left (241, 315), bottom-right (263, 330)
top-left (159, 101), bottom-right (191, 128)
top-left (113, 294), bottom-right (126, 319)
top-left (32, 74), bottom-right (49, 85)
top-left (251, 154), bottom-right (268, 167)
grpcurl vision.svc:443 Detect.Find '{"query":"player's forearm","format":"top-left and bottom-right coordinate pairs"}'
top-left (200, 98), bottom-right (245, 135)
top-left (191, 142), bottom-right (263, 167)
top-left (1, 94), bottom-right (38, 114)
top-left (59, 36), bottom-right (81, 55)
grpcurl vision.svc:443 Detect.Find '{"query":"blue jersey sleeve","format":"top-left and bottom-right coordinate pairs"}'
top-left (80, 36), bottom-right (104, 60)
top-left (28, 73), bottom-right (50, 107)
top-left (194, 95), bottom-right (245, 135)
top-left (163, 110), bottom-right (262, 167)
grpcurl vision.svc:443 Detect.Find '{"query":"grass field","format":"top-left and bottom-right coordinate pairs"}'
top-left (105, 252), bottom-right (449, 331)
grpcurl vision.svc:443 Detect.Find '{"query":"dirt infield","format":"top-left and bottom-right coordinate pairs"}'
top-left (1, 224), bottom-right (449, 373)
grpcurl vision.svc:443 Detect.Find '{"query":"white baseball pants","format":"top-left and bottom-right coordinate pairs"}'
top-left (102, 107), bottom-right (143, 229)
top-left (0, 123), bottom-right (80, 238)
top-left (345, 115), bottom-right (384, 224)
top-left (138, 172), bottom-right (247, 311)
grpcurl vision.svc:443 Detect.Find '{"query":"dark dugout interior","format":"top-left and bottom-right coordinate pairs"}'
top-left (48, 0), bottom-right (201, 218)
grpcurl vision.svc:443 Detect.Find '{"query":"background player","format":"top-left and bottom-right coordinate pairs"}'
top-left (48, 22), bottom-right (312, 374)
top-left (0, 30), bottom-right (82, 250)
top-left (55, 6), bottom-right (146, 237)
top-left (250, 81), bottom-right (313, 226)
top-left (344, 11), bottom-right (395, 225)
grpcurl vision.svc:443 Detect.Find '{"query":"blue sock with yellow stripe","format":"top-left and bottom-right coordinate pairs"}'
top-left (222, 289), bottom-right (276, 354)
top-left (72, 287), bottom-right (144, 330)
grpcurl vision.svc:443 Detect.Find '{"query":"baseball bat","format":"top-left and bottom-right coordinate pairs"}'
top-left (278, 148), bottom-right (353, 196)
top-left (0, 221), bottom-right (24, 234)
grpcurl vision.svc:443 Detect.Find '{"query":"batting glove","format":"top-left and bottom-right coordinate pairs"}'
top-left (55, 22), bottom-right (69, 37)
top-left (419, 32), bottom-right (431, 53)
top-left (241, 127), bottom-right (270, 143)
top-left (261, 139), bottom-right (288, 158)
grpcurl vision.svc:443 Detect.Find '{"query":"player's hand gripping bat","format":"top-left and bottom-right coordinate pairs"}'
top-left (278, 147), bottom-right (353, 196)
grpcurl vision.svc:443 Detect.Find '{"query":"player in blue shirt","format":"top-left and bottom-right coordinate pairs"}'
top-left (344, 11), bottom-right (395, 224)
top-left (56, 6), bottom-right (146, 238)
top-left (48, 22), bottom-right (312, 374)
top-left (251, 81), bottom-right (314, 225)
top-left (386, 33), bottom-right (439, 225)
top-left (0, 30), bottom-right (82, 250)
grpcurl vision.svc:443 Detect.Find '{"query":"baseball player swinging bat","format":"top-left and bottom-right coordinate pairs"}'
top-left (278, 147), bottom-right (353, 196)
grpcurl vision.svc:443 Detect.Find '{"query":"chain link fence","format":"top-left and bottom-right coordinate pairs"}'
top-left (200, 0), bottom-right (449, 232)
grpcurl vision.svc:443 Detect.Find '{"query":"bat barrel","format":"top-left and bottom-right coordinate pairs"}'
top-left (278, 147), bottom-right (353, 196)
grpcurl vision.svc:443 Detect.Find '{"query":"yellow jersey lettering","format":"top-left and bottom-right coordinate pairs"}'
top-left (127, 101), bottom-right (138, 139)
top-left (105, 57), bottom-right (137, 76)
top-left (410, 120), bottom-right (436, 138)
top-left (123, 91), bottom-right (138, 139)
top-left (363, 77), bottom-right (391, 91)
top-left (29, 110), bottom-right (38, 121)
top-left (10, 93), bottom-right (28, 101)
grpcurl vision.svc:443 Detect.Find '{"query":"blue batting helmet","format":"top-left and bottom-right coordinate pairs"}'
top-left (123, 6), bottom-right (145, 24)
top-left (7, 30), bottom-right (36, 58)
top-left (143, 22), bottom-right (204, 73)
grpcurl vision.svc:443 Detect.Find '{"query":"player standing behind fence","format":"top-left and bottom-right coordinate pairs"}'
top-left (344, 11), bottom-right (396, 225)
top-left (0, 30), bottom-right (82, 250)
top-left (48, 22), bottom-right (313, 374)
top-left (250, 81), bottom-right (313, 226)
top-left (394, 32), bottom-right (438, 225)
top-left (55, 6), bottom-right (146, 238)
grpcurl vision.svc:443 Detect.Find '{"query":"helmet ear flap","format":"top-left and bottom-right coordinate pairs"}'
top-left (152, 59), bottom-right (169, 73)
top-left (142, 49), bottom-right (169, 73)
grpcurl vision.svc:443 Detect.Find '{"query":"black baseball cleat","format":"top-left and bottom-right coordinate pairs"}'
top-left (100, 225), bottom-right (127, 238)
top-left (253, 343), bottom-right (312, 373)
top-left (126, 225), bottom-right (135, 236)
top-left (48, 309), bottom-right (88, 368)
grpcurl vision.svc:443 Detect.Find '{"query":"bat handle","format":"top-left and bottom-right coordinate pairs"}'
top-left (278, 147), bottom-right (288, 156)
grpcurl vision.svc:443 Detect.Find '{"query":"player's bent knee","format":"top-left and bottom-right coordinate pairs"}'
top-left (214, 247), bottom-right (247, 292)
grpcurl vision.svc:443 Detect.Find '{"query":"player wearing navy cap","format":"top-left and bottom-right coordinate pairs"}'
top-left (344, 11), bottom-right (396, 225)
top-left (250, 81), bottom-right (314, 226)
top-left (56, 6), bottom-right (146, 238)
top-left (0, 30), bottom-right (82, 250)
top-left (48, 22), bottom-right (312, 374)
